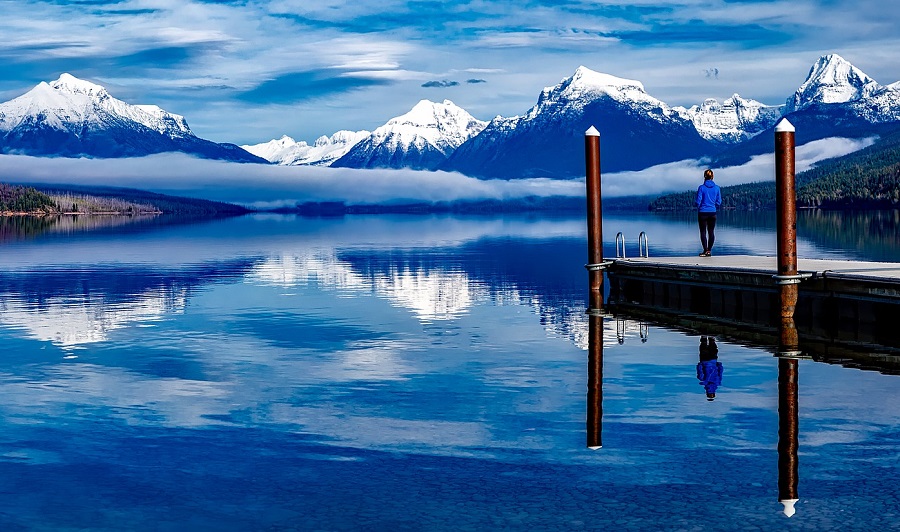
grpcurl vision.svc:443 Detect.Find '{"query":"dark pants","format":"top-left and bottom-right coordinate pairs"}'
top-left (698, 212), bottom-right (717, 252)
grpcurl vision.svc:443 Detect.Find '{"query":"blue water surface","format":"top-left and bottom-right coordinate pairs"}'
top-left (0, 212), bottom-right (897, 530)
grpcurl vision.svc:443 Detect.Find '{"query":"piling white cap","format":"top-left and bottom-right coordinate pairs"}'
top-left (780, 498), bottom-right (799, 517)
top-left (585, 126), bottom-right (600, 136)
top-left (775, 118), bottom-right (795, 133)
top-left (588, 445), bottom-right (602, 450)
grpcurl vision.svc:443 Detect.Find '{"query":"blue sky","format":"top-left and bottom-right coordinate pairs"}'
top-left (1, 0), bottom-right (899, 145)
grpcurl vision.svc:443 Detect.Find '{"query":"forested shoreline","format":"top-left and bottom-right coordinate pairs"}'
top-left (0, 183), bottom-right (248, 216)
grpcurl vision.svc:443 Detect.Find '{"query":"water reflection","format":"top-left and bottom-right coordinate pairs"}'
top-left (777, 317), bottom-right (801, 518)
top-left (590, 310), bottom-right (897, 520)
top-left (586, 313), bottom-right (603, 450)
top-left (0, 260), bottom-right (258, 347)
top-left (697, 337), bottom-right (723, 401)
top-left (0, 214), bottom-right (177, 242)
top-left (0, 213), bottom-right (896, 529)
top-left (248, 253), bottom-right (486, 322)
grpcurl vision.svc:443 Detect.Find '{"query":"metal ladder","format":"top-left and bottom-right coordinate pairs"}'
top-left (615, 231), bottom-right (650, 258)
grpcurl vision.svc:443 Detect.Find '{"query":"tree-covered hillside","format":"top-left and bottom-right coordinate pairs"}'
top-left (1, 183), bottom-right (249, 215)
top-left (649, 126), bottom-right (900, 211)
top-left (0, 184), bottom-right (58, 213)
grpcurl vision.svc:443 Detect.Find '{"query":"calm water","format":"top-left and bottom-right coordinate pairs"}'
top-left (0, 211), bottom-right (897, 531)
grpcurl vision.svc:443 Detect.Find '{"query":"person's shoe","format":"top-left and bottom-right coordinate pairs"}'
top-left (699, 251), bottom-right (707, 256)
top-left (704, 251), bottom-right (712, 257)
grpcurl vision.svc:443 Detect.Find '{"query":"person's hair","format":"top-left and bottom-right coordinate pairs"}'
top-left (704, 169), bottom-right (714, 180)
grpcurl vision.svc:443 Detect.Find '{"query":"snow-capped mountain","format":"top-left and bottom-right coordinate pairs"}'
top-left (785, 54), bottom-right (900, 123)
top-left (713, 54), bottom-right (900, 167)
top-left (443, 66), bottom-right (714, 179)
top-left (331, 99), bottom-right (486, 170)
top-left (786, 54), bottom-right (882, 113)
top-left (0, 73), bottom-right (265, 162)
top-left (242, 130), bottom-right (369, 166)
top-left (675, 95), bottom-right (782, 145)
top-left (5, 55), bottom-right (900, 178)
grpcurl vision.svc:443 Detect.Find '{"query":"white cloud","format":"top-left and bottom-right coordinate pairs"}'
top-left (2, 0), bottom-right (899, 145)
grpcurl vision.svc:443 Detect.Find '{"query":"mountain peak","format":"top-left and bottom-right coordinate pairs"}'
top-left (528, 65), bottom-right (655, 119)
top-left (787, 54), bottom-right (880, 112)
top-left (49, 73), bottom-right (108, 97)
top-left (384, 99), bottom-right (484, 133)
top-left (331, 100), bottom-right (486, 170)
top-left (569, 66), bottom-right (645, 92)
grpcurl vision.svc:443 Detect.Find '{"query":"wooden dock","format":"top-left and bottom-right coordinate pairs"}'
top-left (605, 255), bottom-right (900, 348)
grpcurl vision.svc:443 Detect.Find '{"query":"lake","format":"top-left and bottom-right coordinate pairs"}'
top-left (0, 210), bottom-right (897, 530)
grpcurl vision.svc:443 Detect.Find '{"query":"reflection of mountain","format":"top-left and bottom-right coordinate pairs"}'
top-left (337, 239), bottom-right (589, 335)
top-left (248, 253), bottom-right (491, 322)
top-left (245, 244), bottom-right (635, 345)
top-left (0, 260), bottom-right (259, 347)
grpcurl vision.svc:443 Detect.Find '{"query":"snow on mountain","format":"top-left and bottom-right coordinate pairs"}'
top-left (443, 65), bottom-right (713, 178)
top-left (331, 99), bottom-right (487, 170)
top-left (675, 95), bottom-right (782, 145)
top-left (1, 73), bottom-right (191, 137)
top-left (242, 130), bottom-right (370, 166)
top-left (786, 54), bottom-right (882, 112)
top-left (526, 66), bottom-right (675, 120)
top-left (0, 73), bottom-right (264, 162)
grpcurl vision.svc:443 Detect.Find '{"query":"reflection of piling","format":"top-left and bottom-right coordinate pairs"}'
top-left (775, 119), bottom-right (799, 318)
top-left (585, 126), bottom-right (603, 312)
top-left (777, 319), bottom-right (800, 517)
top-left (587, 313), bottom-right (603, 449)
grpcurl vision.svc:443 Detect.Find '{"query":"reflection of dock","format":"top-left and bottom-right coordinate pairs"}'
top-left (607, 255), bottom-right (900, 348)
top-left (585, 315), bottom-right (806, 517)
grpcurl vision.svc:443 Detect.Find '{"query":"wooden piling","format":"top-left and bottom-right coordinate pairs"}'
top-left (775, 119), bottom-right (799, 318)
top-left (585, 126), bottom-right (603, 312)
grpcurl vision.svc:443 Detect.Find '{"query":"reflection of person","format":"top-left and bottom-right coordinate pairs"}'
top-left (697, 336), bottom-right (723, 401)
top-left (695, 169), bottom-right (722, 257)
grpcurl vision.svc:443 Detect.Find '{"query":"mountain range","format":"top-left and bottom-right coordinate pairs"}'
top-left (3, 54), bottom-right (900, 178)
top-left (0, 74), bottom-right (265, 162)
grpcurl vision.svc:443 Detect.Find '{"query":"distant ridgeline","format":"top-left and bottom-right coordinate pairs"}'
top-left (0, 183), bottom-right (248, 215)
top-left (649, 126), bottom-right (900, 211)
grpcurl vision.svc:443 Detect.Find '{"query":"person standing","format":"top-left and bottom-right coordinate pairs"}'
top-left (695, 168), bottom-right (722, 257)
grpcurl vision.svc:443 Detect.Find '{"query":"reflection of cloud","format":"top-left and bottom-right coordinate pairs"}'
top-left (335, 341), bottom-right (415, 381)
top-left (0, 287), bottom-right (187, 348)
top-left (269, 405), bottom-right (490, 451)
top-left (0, 364), bottom-right (232, 428)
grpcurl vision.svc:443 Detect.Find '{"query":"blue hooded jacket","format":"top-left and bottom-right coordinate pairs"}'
top-left (695, 180), bottom-right (722, 213)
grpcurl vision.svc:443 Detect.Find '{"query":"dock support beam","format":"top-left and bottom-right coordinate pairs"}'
top-left (775, 119), bottom-right (798, 318)
top-left (585, 126), bottom-right (604, 312)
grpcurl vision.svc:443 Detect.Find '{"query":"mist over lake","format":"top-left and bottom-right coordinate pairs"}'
top-left (0, 133), bottom-right (874, 209)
